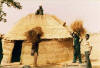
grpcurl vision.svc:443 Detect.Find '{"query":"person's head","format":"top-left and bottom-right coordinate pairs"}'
top-left (0, 34), bottom-right (4, 39)
top-left (39, 5), bottom-right (43, 9)
top-left (74, 31), bottom-right (80, 36)
top-left (85, 34), bottom-right (90, 40)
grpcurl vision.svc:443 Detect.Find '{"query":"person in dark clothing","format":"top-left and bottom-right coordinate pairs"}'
top-left (31, 33), bottom-right (41, 67)
top-left (0, 35), bottom-right (3, 64)
top-left (71, 32), bottom-right (82, 63)
top-left (31, 34), bottom-right (41, 56)
top-left (27, 27), bottom-right (43, 67)
top-left (26, 27), bottom-right (43, 67)
top-left (35, 5), bottom-right (44, 15)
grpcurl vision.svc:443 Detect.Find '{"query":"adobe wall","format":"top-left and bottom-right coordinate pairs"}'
top-left (21, 38), bottom-right (73, 65)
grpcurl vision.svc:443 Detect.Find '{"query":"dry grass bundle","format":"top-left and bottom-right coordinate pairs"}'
top-left (71, 20), bottom-right (86, 36)
top-left (25, 27), bottom-right (43, 43)
top-left (33, 27), bottom-right (43, 36)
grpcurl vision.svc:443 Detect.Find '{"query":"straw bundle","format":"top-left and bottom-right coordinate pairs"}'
top-left (71, 20), bottom-right (86, 36)
top-left (25, 27), bottom-right (43, 43)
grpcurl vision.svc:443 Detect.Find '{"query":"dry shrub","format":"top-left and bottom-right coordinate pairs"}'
top-left (71, 20), bottom-right (86, 36)
top-left (25, 27), bottom-right (43, 43)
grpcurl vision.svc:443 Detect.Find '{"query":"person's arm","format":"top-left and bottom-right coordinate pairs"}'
top-left (71, 32), bottom-right (75, 38)
top-left (90, 46), bottom-right (92, 55)
top-left (79, 37), bottom-right (83, 43)
top-left (69, 31), bottom-right (74, 37)
top-left (89, 42), bottom-right (92, 55)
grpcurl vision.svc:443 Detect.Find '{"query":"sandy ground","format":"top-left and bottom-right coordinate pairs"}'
top-left (0, 64), bottom-right (100, 68)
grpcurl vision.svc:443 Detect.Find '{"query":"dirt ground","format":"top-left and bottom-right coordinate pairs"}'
top-left (0, 64), bottom-right (100, 68)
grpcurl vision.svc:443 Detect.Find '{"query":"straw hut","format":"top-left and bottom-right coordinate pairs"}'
top-left (2, 13), bottom-right (73, 65)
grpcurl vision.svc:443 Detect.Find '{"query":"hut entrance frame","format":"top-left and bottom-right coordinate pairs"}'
top-left (11, 40), bottom-right (23, 62)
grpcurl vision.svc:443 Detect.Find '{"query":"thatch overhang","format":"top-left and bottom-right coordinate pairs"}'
top-left (4, 14), bottom-right (71, 40)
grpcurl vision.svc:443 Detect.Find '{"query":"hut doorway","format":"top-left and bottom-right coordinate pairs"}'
top-left (11, 40), bottom-right (23, 62)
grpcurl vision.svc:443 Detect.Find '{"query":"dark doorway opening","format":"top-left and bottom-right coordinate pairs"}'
top-left (11, 40), bottom-right (23, 62)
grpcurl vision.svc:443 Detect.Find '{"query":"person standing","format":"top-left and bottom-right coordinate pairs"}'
top-left (31, 33), bottom-right (41, 67)
top-left (26, 27), bottom-right (43, 67)
top-left (71, 32), bottom-right (82, 63)
top-left (82, 34), bottom-right (92, 68)
top-left (25, 27), bottom-right (43, 67)
top-left (35, 5), bottom-right (44, 15)
top-left (0, 35), bottom-right (3, 64)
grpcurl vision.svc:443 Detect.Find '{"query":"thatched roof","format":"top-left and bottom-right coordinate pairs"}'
top-left (4, 14), bottom-right (71, 40)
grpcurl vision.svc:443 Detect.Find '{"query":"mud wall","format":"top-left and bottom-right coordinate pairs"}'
top-left (21, 38), bottom-right (73, 65)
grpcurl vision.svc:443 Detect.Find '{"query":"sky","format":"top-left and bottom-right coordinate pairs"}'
top-left (0, 0), bottom-right (100, 34)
